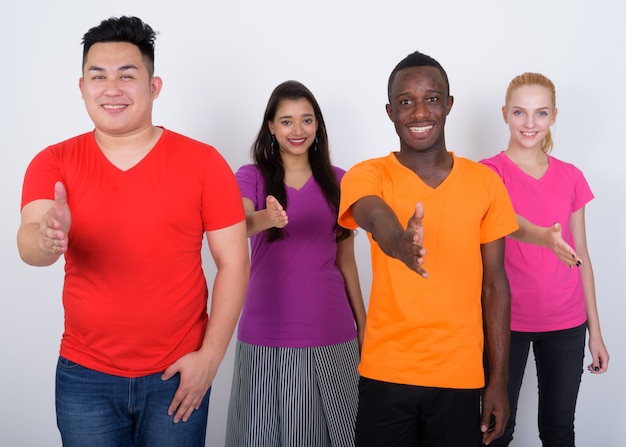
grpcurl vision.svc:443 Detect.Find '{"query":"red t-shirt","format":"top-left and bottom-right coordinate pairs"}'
top-left (21, 129), bottom-right (244, 377)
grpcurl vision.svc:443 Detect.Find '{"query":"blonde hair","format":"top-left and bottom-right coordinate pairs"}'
top-left (505, 72), bottom-right (556, 154)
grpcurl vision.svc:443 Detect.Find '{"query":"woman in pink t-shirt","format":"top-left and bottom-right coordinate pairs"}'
top-left (480, 73), bottom-right (609, 447)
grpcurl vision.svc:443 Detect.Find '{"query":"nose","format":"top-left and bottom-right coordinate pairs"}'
top-left (291, 122), bottom-right (304, 135)
top-left (411, 101), bottom-right (430, 120)
top-left (524, 113), bottom-right (535, 128)
top-left (103, 78), bottom-right (123, 95)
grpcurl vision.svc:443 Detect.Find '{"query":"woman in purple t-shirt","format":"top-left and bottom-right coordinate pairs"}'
top-left (480, 73), bottom-right (609, 447)
top-left (226, 80), bottom-right (366, 447)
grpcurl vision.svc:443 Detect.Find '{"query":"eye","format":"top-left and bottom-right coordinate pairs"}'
top-left (512, 110), bottom-right (523, 116)
top-left (280, 120), bottom-right (291, 126)
top-left (426, 96), bottom-right (439, 103)
top-left (303, 118), bottom-right (314, 125)
top-left (538, 111), bottom-right (548, 117)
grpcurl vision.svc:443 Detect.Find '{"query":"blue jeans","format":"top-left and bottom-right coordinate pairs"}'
top-left (487, 323), bottom-right (586, 447)
top-left (56, 356), bottom-right (210, 447)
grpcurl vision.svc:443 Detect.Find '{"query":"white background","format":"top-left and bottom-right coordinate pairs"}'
top-left (1, 0), bottom-right (624, 445)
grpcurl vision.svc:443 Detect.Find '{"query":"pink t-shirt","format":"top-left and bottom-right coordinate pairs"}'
top-left (21, 129), bottom-right (245, 377)
top-left (481, 151), bottom-right (592, 332)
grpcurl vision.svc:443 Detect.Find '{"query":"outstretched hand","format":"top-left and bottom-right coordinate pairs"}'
top-left (546, 222), bottom-right (581, 267)
top-left (39, 182), bottom-right (71, 256)
top-left (398, 202), bottom-right (427, 278)
top-left (266, 195), bottom-right (288, 229)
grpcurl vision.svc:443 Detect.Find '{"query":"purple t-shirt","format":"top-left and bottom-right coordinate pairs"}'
top-left (235, 164), bottom-right (357, 347)
top-left (481, 151), bottom-right (592, 332)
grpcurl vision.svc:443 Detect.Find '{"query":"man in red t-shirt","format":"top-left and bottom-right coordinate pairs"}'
top-left (17, 16), bottom-right (249, 447)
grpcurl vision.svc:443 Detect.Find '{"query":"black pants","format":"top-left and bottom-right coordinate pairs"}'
top-left (356, 377), bottom-right (481, 447)
top-left (485, 323), bottom-right (586, 447)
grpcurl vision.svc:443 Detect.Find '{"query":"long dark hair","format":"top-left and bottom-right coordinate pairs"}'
top-left (251, 80), bottom-right (350, 242)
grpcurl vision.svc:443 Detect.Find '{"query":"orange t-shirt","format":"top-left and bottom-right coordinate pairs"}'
top-left (339, 153), bottom-right (517, 388)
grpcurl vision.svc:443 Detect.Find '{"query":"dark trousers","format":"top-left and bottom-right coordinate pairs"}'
top-left (356, 377), bottom-right (481, 447)
top-left (485, 323), bottom-right (586, 447)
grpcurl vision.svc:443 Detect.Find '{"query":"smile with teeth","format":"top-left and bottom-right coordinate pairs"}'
top-left (409, 125), bottom-right (433, 134)
top-left (102, 104), bottom-right (127, 110)
top-left (289, 138), bottom-right (306, 145)
top-left (521, 131), bottom-right (537, 137)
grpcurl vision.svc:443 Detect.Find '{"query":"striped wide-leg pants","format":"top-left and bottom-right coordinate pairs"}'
top-left (225, 339), bottom-right (360, 447)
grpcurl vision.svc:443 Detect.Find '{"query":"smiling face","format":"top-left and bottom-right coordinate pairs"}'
top-left (503, 84), bottom-right (557, 151)
top-left (386, 66), bottom-right (453, 155)
top-left (79, 41), bottom-right (162, 138)
top-left (268, 98), bottom-right (318, 159)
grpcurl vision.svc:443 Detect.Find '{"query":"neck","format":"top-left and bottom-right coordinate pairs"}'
top-left (505, 141), bottom-right (547, 165)
top-left (280, 152), bottom-right (311, 172)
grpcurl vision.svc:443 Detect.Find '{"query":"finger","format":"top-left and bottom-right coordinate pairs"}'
top-left (415, 202), bottom-right (424, 221)
top-left (54, 182), bottom-right (67, 205)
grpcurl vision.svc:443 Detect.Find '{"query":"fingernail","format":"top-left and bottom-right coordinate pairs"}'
top-left (595, 366), bottom-right (599, 372)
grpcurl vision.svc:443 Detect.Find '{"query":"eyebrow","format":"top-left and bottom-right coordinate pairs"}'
top-left (86, 64), bottom-right (140, 72)
top-left (511, 106), bottom-right (551, 110)
top-left (277, 113), bottom-right (315, 120)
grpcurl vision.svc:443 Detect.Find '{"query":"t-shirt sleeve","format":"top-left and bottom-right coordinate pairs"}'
top-left (21, 147), bottom-right (61, 209)
top-left (338, 160), bottom-right (381, 230)
top-left (235, 164), bottom-right (262, 210)
top-left (571, 165), bottom-right (594, 211)
top-left (480, 168), bottom-right (519, 244)
top-left (202, 150), bottom-right (245, 231)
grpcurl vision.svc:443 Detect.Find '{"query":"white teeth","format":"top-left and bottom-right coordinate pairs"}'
top-left (522, 132), bottom-right (536, 136)
top-left (102, 104), bottom-right (126, 109)
top-left (409, 125), bottom-right (433, 133)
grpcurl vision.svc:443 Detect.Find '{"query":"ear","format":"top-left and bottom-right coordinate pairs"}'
top-left (502, 105), bottom-right (508, 124)
top-left (78, 77), bottom-right (84, 97)
top-left (551, 107), bottom-right (558, 125)
top-left (446, 95), bottom-right (454, 115)
top-left (268, 121), bottom-right (275, 134)
top-left (150, 76), bottom-right (163, 99)
top-left (385, 103), bottom-right (393, 121)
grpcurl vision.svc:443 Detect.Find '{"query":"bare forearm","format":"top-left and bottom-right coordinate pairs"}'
top-left (199, 263), bottom-right (249, 363)
top-left (483, 279), bottom-right (511, 386)
top-left (17, 223), bottom-right (61, 266)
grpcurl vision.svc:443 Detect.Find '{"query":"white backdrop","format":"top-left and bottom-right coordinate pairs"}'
top-left (1, 0), bottom-right (624, 445)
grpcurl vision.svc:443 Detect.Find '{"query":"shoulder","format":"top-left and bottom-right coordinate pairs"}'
top-left (160, 128), bottom-right (218, 154)
top-left (346, 153), bottom-right (394, 174)
top-left (455, 154), bottom-right (502, 179)
top-left (549, 155), bottom-right (584, 175)
top-left (332, 165), bottom-right (346, 181)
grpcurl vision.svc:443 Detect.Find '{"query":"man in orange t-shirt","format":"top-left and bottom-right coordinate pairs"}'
top-left (339, 51), bottom-right (517, 447)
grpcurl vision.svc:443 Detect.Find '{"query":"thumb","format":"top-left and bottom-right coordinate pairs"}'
top-left (415, 202), bottom-right (424, 221)
top-left (54, 182), bottom-right (67, 205)
top-left (161, 363), bottom-right (178, 381)
top-left (552, 221), bottom-right (562, 234)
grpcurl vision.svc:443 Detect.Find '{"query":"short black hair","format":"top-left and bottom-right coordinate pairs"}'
top-left (82, 16), bottom-right (157, 76)
top-left (387, 51), bottom-right (450, 100)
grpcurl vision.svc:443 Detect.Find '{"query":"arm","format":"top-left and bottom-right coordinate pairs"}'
top-left (17, 181), bottom-right (71, 266)
top-left (509, 215), bottom-right (580, 267)
top-left (569, 206), bottom-right (609, 373)
top-left (242, 195), bottom-right (288, 237)
top-left (479, 238), bottom-right (511, 445)
top-left (163, 219), bottom-right (250, 423)
top-left (350, 196), bottom-right (427, 277)
top-left (335, 231), bottom-right (367, 349)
